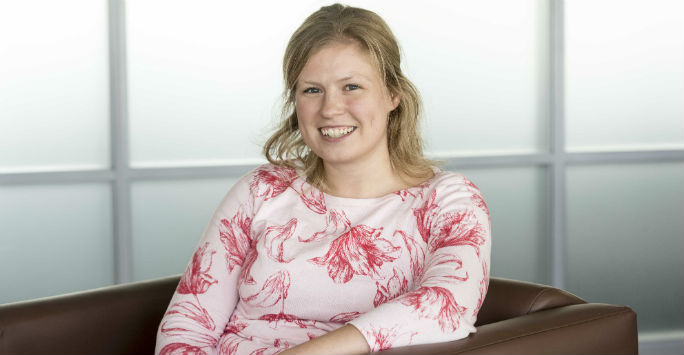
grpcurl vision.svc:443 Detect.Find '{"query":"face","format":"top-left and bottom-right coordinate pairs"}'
top-left (295, 41), bottom-right (399, 170)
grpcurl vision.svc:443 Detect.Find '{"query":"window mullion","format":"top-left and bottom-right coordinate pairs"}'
top-left (108, 0), bottom-right (132, 284)
top-left (549, 0), bottom-right (566, 289)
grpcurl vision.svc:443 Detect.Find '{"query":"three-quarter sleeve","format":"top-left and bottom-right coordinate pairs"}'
top-left (348, 177), bottom-right (491, 351)
top-left (154, 172), bottom-right (256, 355)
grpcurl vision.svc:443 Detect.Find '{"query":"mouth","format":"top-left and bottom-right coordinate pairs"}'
top-left (319, 126), bottom-right (356, 139)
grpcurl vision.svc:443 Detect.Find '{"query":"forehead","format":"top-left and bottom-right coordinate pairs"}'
top-left (299, 41), bottom-right (382, 82)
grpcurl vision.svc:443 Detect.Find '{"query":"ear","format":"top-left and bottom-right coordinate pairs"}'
top-left (389, 92), bottom-right (400, 111)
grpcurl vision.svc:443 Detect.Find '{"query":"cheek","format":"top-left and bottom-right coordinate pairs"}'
top-left (295, 103), bottom-right (314, 144)
top-left (346, 97), bottom-right (373, 118)
top-left (348, 97), bottom-right (388, 129)
top-left (295, 100), bottom-right (317, 125)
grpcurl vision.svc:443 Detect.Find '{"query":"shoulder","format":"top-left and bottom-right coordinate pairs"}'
top-left (213, 163), bottom-right (302, 215)
top-left (249, 162), bottom-right (300, 185)
top-left (429, 169), bottom-right (484, 196)
top-left (218, 163), bottom-right (299, 198)
top-left (245, 163), bottom-right (301, 201)
top-left (423, 169), bottom-right (489, 217)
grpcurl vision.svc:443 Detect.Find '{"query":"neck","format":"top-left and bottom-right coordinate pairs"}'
top-left (322, 157), bottom-right (410, 199)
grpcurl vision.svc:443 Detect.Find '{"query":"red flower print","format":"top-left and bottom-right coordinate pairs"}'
top-left (394, 230), bottom-right (425, 281)
top-left (462, 177), bottom-right (490, 218)
top-left (219, 207), bottom-right (253, 272)
top-left (160, 321), bottom-right (216, 349)
top-left (249, 165), bottom-right (327, 214)
top-left (394, 181), bottom-right (430, 201)
top-left (249, 338), bottom-right (291, 355)
top-left (430, 209), bottom-right (486, 256)
top-left (217, 315), bottom-right (254, 355)
top-left (291, 180), bottom-right (327, 214)
top-left (428, 252), bottom-right (462, 268)
top-left (470, 193), bottom-right (490, 218)
top-left (239, 248), bottom-right (257, 285)
top-left (329, 311), bottom-right (362, 323)
top-left (463, 177), bottom-right (479, 190)
top-left (242, 270), bottom-right (290, 310)
top-left (258, 313), bottom-right (319, 329)
top-left (243, 270), bottom-right (320, 329)
top-left (217, 336), bottom-right (241, 355)
top-left (300, 209), bottom-right (351, 242)
top-left (419, 253), bottom-right (469, 286)
top-left (264, 218), bottom-right (298, 263)
top-left (413, 190), bottom-right (440, 243)
top-left (159, 343), bottom-right (207, 355)
top-left (160, 292), bottom-right (220, 353)
top-left (366, 326), bottom-right (395, 352)
top-left (310, 225), bottom-right (400, 283)
top-left (250, 165), bottom-right (298, 201)
top-left (217, 330), bottom-right (254, 355)
top-left (224, 320), bottom-right (248, 335)
top-left (399, 286), bottom-right (467, 332)
top-left (363, 325), bottom-right (418, 352)
top-left (177, 242), bottom-right (217, 295)
top-left (374, 268), bottom-right (409, 307)
top-left (163, 299), bottom-right (216, 332)
top-left (474, 260), bottom-right (489, 315)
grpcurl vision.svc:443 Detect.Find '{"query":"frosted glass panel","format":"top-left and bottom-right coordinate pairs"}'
top-left (126, 1), bottom-right (303, 167)
top-left (565, 0), bottom-right (684, 151)
top-left (376, 0), bottom-right (548, 156)
top-left (0, 184), bottom-right (113, 304)
top-left (343, 0), bottom-right (550, 155)
top-left (456, 166), bottom-right (548, 284)
top-left (127, 0), bottom-right (548, 167)
top-left (566, 163), bottom-right (684, 332)
top-left (131, 177), bottom-right (240, 281)
top-left (0, 1), bottom-right (110, 173)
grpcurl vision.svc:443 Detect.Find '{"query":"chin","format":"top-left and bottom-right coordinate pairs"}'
top-left (315, 152), bottom-right (356, 166)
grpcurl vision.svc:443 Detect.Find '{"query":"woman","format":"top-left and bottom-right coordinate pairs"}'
top-left (156, 4), bottom-right (491, 355)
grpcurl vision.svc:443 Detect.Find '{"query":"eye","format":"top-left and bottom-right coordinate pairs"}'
top-left (344, 84), bottom-right (360, 91)
top-left (303, 87), bottom-right (321, 94)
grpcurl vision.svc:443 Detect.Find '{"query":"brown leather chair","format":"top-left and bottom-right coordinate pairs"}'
top-left (0, 276), bottom-right (637, 354)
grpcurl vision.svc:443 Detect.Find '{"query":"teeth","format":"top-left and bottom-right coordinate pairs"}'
top-left (321, 126), bottom-right (354, 138)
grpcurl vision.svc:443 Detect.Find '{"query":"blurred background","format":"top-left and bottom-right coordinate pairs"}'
top-left (0, 0), bottom-right (682, 353)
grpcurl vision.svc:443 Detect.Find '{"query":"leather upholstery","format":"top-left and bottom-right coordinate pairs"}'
top-left (0, 276), bottom-right (178, 355)
top-left (383, 304), bottom-right (637, 354)
top-left (0, 276), bottom-right (637, 354)
top-left (475, 277), bottom-right (585, 326)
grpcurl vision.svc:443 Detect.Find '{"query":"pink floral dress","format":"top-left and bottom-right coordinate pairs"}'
top-left (155, 164), bottom-right (491, 355)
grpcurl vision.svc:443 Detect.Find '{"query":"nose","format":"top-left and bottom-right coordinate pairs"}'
top-left (320, 90), bottom-right (344, 119)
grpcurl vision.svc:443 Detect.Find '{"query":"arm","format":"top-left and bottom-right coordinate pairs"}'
top-left (279, 325), bottom-right (370, 355)
top-left (348, 178), bottom-right (492, 351)
top-left (155, 173), bottom-right (256, 355)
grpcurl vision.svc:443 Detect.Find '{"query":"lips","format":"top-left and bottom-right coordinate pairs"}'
top-left (319, 126), bottom-right (356, 139)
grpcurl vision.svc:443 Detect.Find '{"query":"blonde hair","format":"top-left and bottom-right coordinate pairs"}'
top-left (263, 3), bottom-right (435, 189)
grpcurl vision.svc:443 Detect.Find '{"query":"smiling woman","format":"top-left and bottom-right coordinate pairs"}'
top-left (264, 4), bottom-right (433, 194)
top-left (155, 4), bottom-right (491, 355)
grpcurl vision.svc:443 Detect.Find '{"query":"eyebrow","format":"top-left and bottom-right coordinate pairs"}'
top-left (300, 75), bottom-right (369, 86)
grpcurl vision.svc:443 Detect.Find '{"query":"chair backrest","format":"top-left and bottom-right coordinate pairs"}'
top-left (475, 277), bottom-right (586, 326)
top-left (0, 275), bottom-right (179, 355)
top-left (0, 275), bottom-right (585, 354)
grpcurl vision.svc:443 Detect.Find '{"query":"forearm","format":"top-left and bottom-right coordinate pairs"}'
top-left (279, 325), bottom-right (370, 355)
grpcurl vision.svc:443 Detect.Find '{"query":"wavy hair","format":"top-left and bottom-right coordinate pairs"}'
top-left (263, 3), bottom-right (435, 189)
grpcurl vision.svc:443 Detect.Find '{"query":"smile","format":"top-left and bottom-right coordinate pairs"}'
top-left (319, 126), bottom-right (356, 139)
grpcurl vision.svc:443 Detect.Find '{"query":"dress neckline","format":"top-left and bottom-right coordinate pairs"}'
top-left (294, 166), bottom-right (442, 207)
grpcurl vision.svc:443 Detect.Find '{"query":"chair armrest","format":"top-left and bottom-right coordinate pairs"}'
top-left (0, 275), bottom-right (180, 355)
top-left (377, 303), bottom-right (637, 355)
